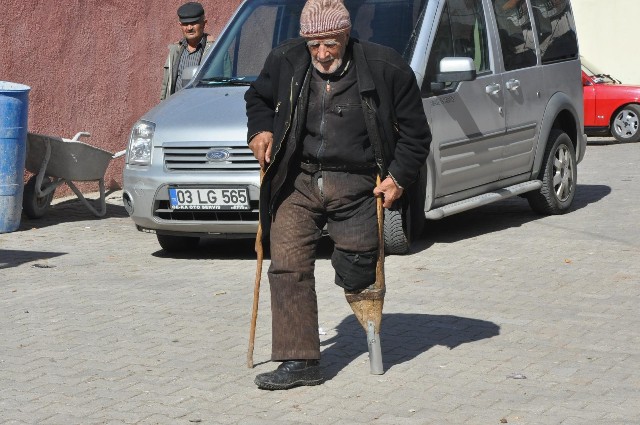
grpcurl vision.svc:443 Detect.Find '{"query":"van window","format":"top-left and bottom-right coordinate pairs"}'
top-left (492, 0), bottom-right (537, 71)
top-left (197, 0), bottom-right (427, 84)
top-left (423, 0), bottom-right (490, 96)
top-left (530, 0), bottom-right (578, 63)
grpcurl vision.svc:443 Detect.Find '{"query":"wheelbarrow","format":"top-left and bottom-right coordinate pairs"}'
top-left (23, 132), bottom-right (126, 218)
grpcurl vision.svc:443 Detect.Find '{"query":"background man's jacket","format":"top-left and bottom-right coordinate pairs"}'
top-left (160, 34), bottom-right (214, 100)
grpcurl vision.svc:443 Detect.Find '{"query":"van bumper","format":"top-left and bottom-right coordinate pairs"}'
top-left (122, 165), bottom-right (260, 237)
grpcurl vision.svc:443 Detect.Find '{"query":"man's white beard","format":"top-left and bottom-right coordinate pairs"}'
top-left (311, 57), bottom-right (343, 75)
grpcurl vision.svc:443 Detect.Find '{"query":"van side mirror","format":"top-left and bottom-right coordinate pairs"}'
top-left (431, 57), bottom-right (476, 92)
top-left (182, 66), bottom-right (199, 87)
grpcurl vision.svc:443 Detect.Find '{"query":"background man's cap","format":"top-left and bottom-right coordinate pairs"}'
top-left (300, 0), bottom-right (351, 38)
top-left (178, 2), bottom-right (205, 23)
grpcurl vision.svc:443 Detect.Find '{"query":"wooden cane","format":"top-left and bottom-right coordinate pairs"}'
top-left (367, 174), bottom-right (385, 374)
top-left (247, 169), bottom-right (265, 368)
top-left (375, 174), bottom-right (385, 288)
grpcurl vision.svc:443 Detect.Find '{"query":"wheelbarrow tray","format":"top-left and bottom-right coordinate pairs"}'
top-left (25, 133), bottom-right (114, 182)
top-left (22, 132), bottom-right (124, 219)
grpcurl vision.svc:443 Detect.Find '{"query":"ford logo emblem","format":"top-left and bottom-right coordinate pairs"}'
top-left (206, 149), bottom-right (230, 162)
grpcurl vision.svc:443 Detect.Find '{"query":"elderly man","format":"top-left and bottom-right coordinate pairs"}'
top-left (245, 0), bottom-right (431, 390)
top-left (160, 2), bottom-right (214, 100)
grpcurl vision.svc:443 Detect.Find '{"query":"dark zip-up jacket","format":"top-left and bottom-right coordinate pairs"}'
top-left (301, 60), bottom-right (374, 167)
top-left (245, 37), bottom-right (431, 241)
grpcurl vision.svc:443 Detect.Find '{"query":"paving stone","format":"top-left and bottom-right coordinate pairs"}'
top-left (1, 139), bottom-right (639, 423)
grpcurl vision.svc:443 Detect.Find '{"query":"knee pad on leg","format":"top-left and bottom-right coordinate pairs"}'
top-left (331, 248), bottom-right (378, 292)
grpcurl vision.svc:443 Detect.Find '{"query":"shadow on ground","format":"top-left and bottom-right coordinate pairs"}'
top-left (586, 136), bottom-right (620, 146)
top-left (153, 234), bottom-right (336, 260)
top-left (152, 238), bottom-right (261, 260)
top-left (320, 313), bottom-right (500, 379)
top-left (410, 183), bottom-right (611, 253)
top-left (18, 191), bottom-right (127, 231)
top-left (0, 249), bottom-right (66, 269)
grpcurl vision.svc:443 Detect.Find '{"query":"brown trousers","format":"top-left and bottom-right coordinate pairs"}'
top-left (268, 167), bottom-right (379, 360)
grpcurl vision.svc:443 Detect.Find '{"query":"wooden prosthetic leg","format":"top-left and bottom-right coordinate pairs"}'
top-left (345, 176), bottom-right (385, 375)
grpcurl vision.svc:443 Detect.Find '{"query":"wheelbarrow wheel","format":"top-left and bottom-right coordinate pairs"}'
top-left (23, 176), bottom-right (54, 219)
top-left (156, 234), bottom-right (200, 252)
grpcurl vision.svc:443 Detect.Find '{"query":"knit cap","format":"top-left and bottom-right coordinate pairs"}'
top-left (299, 0), bottom-right (351, 38)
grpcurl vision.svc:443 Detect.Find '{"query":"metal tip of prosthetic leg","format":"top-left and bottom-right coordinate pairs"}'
top-left (345, 289), bottom-right (385, 375)
top-left (367, 321), bottom-right (384, 375)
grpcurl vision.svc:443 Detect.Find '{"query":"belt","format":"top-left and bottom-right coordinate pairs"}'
top-left (299, 161), bottom-right (377, 173)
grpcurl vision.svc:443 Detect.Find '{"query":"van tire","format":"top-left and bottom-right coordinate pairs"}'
top-left (611, 104), bottom-right (640, 143)
top-left (527, 129), bottom-right (577, 215)
top-left (156, 234), bottom-right (200, 252)
top-left (382, 166), bottom-right (426, 256)
top-left (22, 176), bottom-right (54, 219)
top-left (384, 209), bottom-right (410, 255)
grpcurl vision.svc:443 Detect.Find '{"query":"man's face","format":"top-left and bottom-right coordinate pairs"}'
top-left (179, 18), bottom-right (206, 42)
top-left (306, 32), bottom-right (349, 74)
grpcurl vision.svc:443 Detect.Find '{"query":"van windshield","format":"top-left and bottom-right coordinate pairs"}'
top-left (196, 0), bottom-right (428, 86)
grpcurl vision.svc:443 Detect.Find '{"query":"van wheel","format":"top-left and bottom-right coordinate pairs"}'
top-left (611, 104), bottom-right (640, 143)
top-left (384, 209), bottom-right (410, 255)
top-left (382, 168), bottom-right (426, 256)
top-left (156, 234), bottom-right (200, 252)
top-left (527, 130), bottom-right (577, 215)
top-left (22, 176), bottom-right (54, 219)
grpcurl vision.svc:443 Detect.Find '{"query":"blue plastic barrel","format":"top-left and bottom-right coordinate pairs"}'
top-left (0, 81), bottom-right (31, 233)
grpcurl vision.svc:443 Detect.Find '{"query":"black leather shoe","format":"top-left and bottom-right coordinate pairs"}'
top-left (255, 360), bottom-right (324, 390)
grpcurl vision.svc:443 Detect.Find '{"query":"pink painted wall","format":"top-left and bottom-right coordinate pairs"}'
top-left (1, 0), bottom-right (242, 195)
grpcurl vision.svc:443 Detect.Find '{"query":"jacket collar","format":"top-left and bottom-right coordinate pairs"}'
top-left (284, 39), bottom-right (313, 75)
top-left (351, 39), bottom-right (376, 93)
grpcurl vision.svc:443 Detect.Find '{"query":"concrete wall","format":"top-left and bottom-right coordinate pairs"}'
top-left (572, 0), bottom-right (640, 84)
top-left (0, 0), bottom-right (241, 194)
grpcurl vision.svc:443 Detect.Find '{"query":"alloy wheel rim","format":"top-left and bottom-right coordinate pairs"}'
top-left (553, 144), bottom-right (574, 202)
top-left (613, 109), bottom-right (639, 139)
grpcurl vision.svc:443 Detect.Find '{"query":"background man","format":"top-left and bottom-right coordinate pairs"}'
top-left (160, 2), bottom-right (214, 100)
top-left (245, 0), bottom-right (431, 390)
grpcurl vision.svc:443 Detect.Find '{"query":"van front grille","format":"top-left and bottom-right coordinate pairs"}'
top-left (163, 145), bottom-right (260, 171)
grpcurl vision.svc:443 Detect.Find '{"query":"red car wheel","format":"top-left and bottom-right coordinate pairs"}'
top-left (611, 104), bottom-right (640, 143)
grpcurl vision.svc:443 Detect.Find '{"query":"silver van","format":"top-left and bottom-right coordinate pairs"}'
top-left (123, 0), bottom-right (586, 254)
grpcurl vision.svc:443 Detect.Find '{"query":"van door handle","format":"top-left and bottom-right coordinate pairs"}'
top-left (506, 79), bottom-right (521, 91)
top-left (485, 83), bottom-right (501, 96)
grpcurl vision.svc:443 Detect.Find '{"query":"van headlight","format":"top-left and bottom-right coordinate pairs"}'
top-left (127, 120), bottom-right (155, 165)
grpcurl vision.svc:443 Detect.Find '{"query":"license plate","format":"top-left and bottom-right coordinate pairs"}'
top-left (168, 187), bottom-right (250, 210)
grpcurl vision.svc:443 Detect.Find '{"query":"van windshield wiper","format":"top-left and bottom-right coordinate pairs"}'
top-left (198, 77), bottom-right (251, 86)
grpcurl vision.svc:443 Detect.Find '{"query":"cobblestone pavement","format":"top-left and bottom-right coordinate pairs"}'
top-left (1, 138), bottom-right (639, 425)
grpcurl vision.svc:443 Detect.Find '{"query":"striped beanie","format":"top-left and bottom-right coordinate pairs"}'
top-left (299, 0), bottom-right (351, 38)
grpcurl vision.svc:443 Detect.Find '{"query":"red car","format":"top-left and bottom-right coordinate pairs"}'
top-left (582, 58), bottom-right (640, 143)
